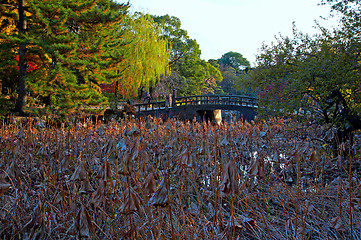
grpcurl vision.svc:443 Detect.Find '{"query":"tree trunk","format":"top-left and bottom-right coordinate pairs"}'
top-left (15, 0), bottom-right (27, 116)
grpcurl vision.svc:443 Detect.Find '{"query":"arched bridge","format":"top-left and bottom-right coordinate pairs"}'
top-left (134, 95), bottom-right (257, 122)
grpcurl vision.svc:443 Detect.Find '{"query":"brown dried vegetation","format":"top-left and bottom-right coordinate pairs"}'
top-left (0, 117), bottom-right (360, 239)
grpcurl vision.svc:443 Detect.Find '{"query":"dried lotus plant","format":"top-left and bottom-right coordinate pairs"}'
top-left (148, 177), bottom-right (168, 207)
top-left (220, 160), bottom-right (240, 196)
top-left (120, 186), bottom-right (140, 215)
top-left (0, 117), bottom-right (359, 239)
top-left (143, 172), bottom-right (156, 195)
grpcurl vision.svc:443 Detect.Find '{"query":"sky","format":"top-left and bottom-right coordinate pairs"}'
top-left (121, 0), bottom-right (340, 66)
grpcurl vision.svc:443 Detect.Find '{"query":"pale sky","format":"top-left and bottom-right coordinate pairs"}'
top-left (120, 0), bottom-right (339, 66)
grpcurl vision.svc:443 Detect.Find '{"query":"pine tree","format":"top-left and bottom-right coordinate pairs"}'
top-left (22, 0), bottom-right (128, 118)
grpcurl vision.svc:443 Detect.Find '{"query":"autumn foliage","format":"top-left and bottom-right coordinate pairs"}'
top-left (0, 117), bottom-right (360, 239)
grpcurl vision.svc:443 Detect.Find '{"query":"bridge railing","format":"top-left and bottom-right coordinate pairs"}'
top-left (134, 100), bottom-right (167, 113)
top-left (134, 95), bottom-right (257, 112)
top-left (174, 95), bottom-right (257, 107)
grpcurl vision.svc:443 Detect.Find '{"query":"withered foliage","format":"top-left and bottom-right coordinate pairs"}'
top-left (0, 117), bottom-right (360, 239)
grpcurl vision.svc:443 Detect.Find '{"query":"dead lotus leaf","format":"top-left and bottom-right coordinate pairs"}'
top-left (70, 158), bottom-right (89, 182)
top-left (331, 216), bottom-right (345, 232)
top-left (24, 202), bottom-right (48, 230)
top-left (0, 183), bottom-right (11, 195)
top-left (143, 173), bottom-right (156, 195)
top-left (36, 118), bottom-right (45, 129)
top-left (176, 147), bottom-right (191, 168)
top-left (91, 181), bottom-right (107, 208)
top-left (95, 159), bottom-right (112, 180)
top-left (239, 215), bottom-right (257, 228)
top-left (220, 161), bottom-right (240, 196)
top-left (248, 158), bottom-right (264, 178)
top-left (148, 178), bottom-right (168, 207)
top-left (16, 128), bottom-right (25, 139)
top-left (120, 187), bottom-right (140, 215)
top-left (309, 150), bottom-right (317, 162)
top-left (189, 201), bottom-right (199, 216)
top-left (79, 179), bottom-right (94, 194)
top-left (126, 124), bottom-right (140, 137)
top-left (6, 159), bottom-right (23, 180)
top-left (75, 205), bottom-right (95, 238)
top-left (95, 126), bottom-right (105, 136)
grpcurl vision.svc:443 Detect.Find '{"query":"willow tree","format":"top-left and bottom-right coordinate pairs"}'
top-left (117, 12), bottom-right (170, 99)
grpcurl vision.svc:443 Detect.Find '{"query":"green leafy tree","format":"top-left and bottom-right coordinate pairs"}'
top-left (0, 0), bottom-right (28, 115)
top-left (0, 0), bottom-right (129, 118)
top-left (218, 51), bottom-right (250, 73)
top-left (217, 51), bottom-right (251, 95)
top-left (116, 12), bottom-right (170, 99)
top-left (29, 0), bottom-right (129, 117)
top-left (0, 0), bottom-right (19, 115)
top-left (152, 14), bottom-right (222, 97)
top-left (244, 21), bottom-right (361, 144)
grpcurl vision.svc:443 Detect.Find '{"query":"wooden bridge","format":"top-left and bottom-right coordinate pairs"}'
top-left (134, 94), bottom-right (257, 122)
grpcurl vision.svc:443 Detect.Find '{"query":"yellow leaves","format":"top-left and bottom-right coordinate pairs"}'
top-left (0, 11), bottom-right (17, 35)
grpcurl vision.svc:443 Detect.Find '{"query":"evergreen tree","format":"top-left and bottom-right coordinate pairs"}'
top-left (0, 0), bottom-right (129, 118)
top-left (152, 14), bottom-right (222, 97)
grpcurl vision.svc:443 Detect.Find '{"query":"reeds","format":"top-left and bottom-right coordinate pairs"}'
top-left (0, 117), bottom-right (360, 239)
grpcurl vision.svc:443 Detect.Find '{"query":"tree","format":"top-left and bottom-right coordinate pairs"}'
top-left (217, 51), bottom-right (251, 95)
top-left (152, 15), bottom-right (222, 97)
top-left (0, 0), bottom-right (28, 115)
top-left (0, 0), bottom-right (130, 118)
top-left (0, 0), bottom-right (18, 98)
top-left (218, 51), bottom-right (250, 73)
top-left (244, 21), bottom-right (361, 145)
top-left (115, 12), bottom-right (169, 99)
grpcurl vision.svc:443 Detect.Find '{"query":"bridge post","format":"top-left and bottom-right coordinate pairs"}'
top-left (214, 110), bottom-right (222, 125)
top-left (172, 89), bottom-right (176, 108)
